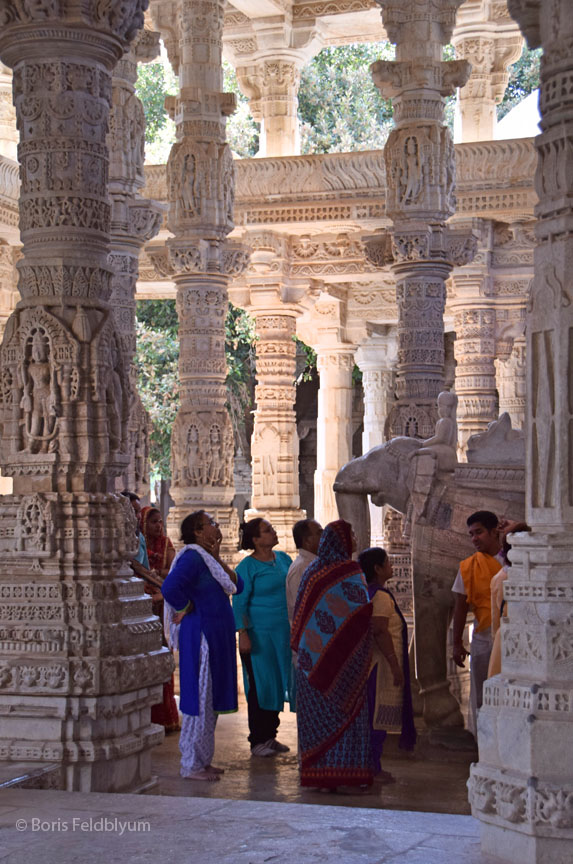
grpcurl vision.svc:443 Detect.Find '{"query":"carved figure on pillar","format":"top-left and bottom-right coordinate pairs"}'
top-left (368, 0), bottom-right (476, 440)
top-left (150, 0), bottom-right (249, 557)
top-left (0, 0), bottom-right (173, 794)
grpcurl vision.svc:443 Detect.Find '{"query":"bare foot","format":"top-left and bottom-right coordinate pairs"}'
top-left (206, 764), bottom-right (225, 774)
top-left (183, 769), bottom-right (220, 782)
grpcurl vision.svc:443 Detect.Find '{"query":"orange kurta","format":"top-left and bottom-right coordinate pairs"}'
top-left (460, 552), bottom-right (502, 633)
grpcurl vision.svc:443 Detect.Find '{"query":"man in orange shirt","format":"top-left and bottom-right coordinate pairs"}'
top-left (452, 510), bottom-right (504, 736)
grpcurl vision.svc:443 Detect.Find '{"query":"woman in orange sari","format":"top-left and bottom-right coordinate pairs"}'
top-left (140, 506), bottom-right (180, 732)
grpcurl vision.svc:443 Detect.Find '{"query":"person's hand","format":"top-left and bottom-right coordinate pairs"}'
top-left (238, 630), bottom-right (251, 655)
top-left (391, 664), bottom-right (404, 688)
top-left (204, 533), bottom-right (222, 560)
top-left (172, 605), bottom-right (193, 625)
top-left (149, 585), bottom-right (163, 601)
top-left (498, 518), bottom-right (529, 539)
top-left (452, 641), bottom-right (469, 668)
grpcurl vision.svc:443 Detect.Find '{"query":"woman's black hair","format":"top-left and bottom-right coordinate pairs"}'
top-left (358, 547), bottom-right (388, 584)
top-left (181, 510), bottom-right (208, 545)
top-left (240, 517), bottom-right (264, 551)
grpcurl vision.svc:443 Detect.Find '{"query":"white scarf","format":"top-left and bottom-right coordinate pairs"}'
top-left (164, 543), bottom-right (237, 650)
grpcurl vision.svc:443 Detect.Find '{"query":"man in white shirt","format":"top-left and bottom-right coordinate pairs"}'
top-left (285, 519), bottom-right (323, 625)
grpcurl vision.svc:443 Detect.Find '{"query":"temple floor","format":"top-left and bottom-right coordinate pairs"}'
top-left (0, 697), bottom-right (492, 862)
top-left (152, 693), bottom-right (474, 815)
top-left (0, 789), bottom-right (493, 864)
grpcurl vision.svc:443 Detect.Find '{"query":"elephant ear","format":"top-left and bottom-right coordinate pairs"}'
top-left (408, 451), bottom-right (439, 522)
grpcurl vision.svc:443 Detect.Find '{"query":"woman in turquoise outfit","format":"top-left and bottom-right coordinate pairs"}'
top-left (233, 518), bottom-right (294, 757)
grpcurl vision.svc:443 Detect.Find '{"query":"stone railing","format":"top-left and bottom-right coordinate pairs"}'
top-left (141, 138), bottom-right (537, 229)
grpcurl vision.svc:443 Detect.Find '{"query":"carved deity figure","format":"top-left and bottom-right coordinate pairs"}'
top-left (20, 329), bottom-right (59, 453)
top-left (401, 136), bottom-right (424, 205)
top-left (206, 423), bottom-right (223, 485)
top-left (187, 423), bottom-right (203, 484)
top-left (414, 390), bottom-right (458, 471)
top-left (106, 341), bottom-right (124, 452)
top-left (179, 151), bottom-right (199, 218)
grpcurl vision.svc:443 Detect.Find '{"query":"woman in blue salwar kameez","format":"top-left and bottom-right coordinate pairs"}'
top-left (161, 511), bottom-right (243, 781)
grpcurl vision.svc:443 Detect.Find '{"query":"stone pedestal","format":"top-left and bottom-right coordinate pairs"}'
top-left (0, 1), bottom-right (172, 793)
top-left (469, 1), bottom-right (573, 860)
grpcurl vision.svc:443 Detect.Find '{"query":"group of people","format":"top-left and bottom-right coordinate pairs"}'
top-left (129, 499), bottom-right (416, 793)
top-left (125, 495), bottom-right (522, 791)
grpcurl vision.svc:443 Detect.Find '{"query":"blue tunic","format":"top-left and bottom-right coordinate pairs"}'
top-left (233, 551), bottom-right (293, 712)
top-left (161, 549), bottom-right (244, 716)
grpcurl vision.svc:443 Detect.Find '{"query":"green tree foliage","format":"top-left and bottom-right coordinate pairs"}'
top-left (497, 46), bottom-right (542, 120)
top-left (135, 59), bottom-right (178, 164)
top-left (135, 300), bottom-right (179, 479)
top-left (135, 300), bottom-right (256, 480)
top-left (298, 43), bottom-right (395, 154)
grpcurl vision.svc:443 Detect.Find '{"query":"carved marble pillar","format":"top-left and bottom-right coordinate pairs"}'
top-left (236, 56), bottom-right (303, 157)
top-left (453, 303), bottom-right (498, 451)
top-left (469, 1), bottom-right (573, 860)
top-left (249, 304), bottom-right (304, 554)
top-left (0, 1), bottom-right (172, 792)
top-left (355, 332), bottom-right (397, 545)
top-left (0, 62), bottom-right (17, 160)
top-left (315, 347), bottom-right (356, 527)
top-left (150, 0), bottom-right (249, 556)
top-left (496, 334), bottom-right (526, 430)
top-left (108, 29), bottom-right (163, 496)
top-left (452, 31), bottom-right (523, 142)
top-left (368, 0), bottom-right (476, 441)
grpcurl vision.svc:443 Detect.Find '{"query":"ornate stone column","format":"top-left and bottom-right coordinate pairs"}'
top-left (151, 0), bottom-right (249, 556)
top-left (453, 302), bottom-right (498, 451)
top-left (0, 61), bottom-right (17, 160)
top-left (315, 346), bottom-right (356, 527)
top-left (108, 29), bottom-right (163, 496)
top-left (0, 1), bottom-right (172, 791)
top-left (355, 330), bottom-right (397, 545)
top-left (368, 0), bottom-right (476, 440)
top-left (496, 334), bottom-right (526, 430)
top-left (235, 56), bottom-right (304, 157)
top-left (452, 11), bottom-right (523, 142)
top-left (469, 1), bottom-right (573, 860)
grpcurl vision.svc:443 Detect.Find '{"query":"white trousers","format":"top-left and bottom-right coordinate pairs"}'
top-left (180, 634), bottom-right (218, 775)
top-left (469, 627), bottom-right (493, 737)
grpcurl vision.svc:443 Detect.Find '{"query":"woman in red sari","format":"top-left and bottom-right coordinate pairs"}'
top-left (140, 506), bottom-right (180, 733)
top-left (291, 519), bottom-right (373, 793)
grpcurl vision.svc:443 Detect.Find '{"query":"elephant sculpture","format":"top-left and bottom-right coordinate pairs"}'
top-left (334, 412), bottom-right (525, 730)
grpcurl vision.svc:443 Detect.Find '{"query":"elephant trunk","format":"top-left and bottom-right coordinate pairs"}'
top-left (335, 490), bottom-right (371, 553)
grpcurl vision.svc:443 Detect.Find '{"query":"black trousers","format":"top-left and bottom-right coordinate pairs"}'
top-left (241, 653), bottom-right (280, 747)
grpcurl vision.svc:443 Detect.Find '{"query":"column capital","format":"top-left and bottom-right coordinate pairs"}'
top-left (0, 0), bottom-right (147, 69)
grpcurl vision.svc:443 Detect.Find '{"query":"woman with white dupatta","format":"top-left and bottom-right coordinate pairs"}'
top-left (161, 511), bottom-right (243, 781)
